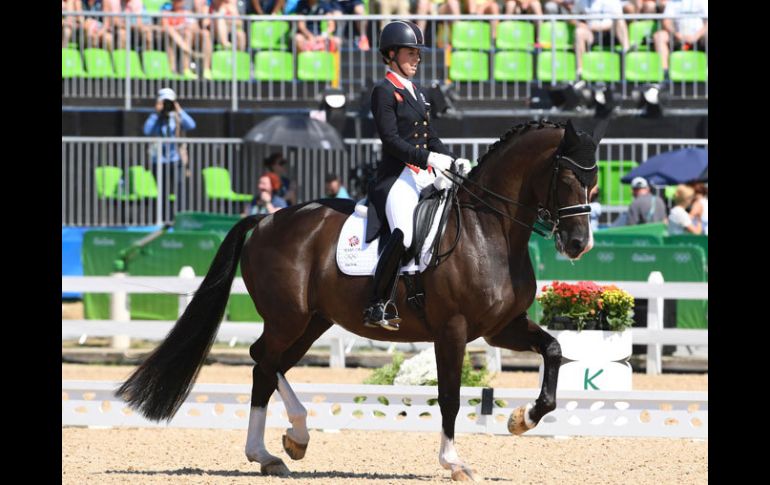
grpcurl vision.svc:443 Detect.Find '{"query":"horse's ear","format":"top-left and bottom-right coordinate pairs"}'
top-left (564, 119), bottom-right (580, 147)
top-left (592, 119), bottom-right (608, 145)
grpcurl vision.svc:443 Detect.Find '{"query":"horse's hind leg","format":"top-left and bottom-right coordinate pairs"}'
top-left (484, 312), bottom-right (561, 434)
top-left (245, 315), bottom-right (331, 473)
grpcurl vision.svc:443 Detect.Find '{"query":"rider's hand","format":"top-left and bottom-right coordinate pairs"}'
top-left (455, 158), bottom-right (472, 176)
top-left (427, 152), bottom-right (453, 173)
top-left (433, 172), bottom-right (453, 191)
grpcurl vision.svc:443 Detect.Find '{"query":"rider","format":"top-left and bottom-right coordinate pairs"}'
top-left (363, 20), bottom-right (471, 331)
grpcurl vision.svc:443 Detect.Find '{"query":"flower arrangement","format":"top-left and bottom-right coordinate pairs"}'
top-left (364, 349), bottom-right (490, 387)
top-left (538, 281), bottom-right (635, 332)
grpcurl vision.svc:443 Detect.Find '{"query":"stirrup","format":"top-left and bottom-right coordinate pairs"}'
top-left (363, 301), bottom-right (401, 331)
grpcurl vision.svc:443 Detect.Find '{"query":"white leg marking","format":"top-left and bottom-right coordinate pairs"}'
top-left (245, 406), bottom-right (283, 465)
top-left (276, 373), bottom-right (309, 444)
top-left (524, 402), bottom-right (537, 428)
top-left (438, 432), bottom-right (463, 470)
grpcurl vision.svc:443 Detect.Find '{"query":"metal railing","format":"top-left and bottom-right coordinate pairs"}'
top-left (62, 11), bottom-right (708, 106)
top-left (62, 136), bottom-right (707, 226)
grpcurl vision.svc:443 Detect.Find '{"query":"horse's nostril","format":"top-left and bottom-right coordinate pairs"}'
top-left (569, 238), bottom-right (584, 252)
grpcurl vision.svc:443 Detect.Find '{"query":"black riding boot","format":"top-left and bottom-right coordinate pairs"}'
top-left (363, 229), bottom-right (406, 331)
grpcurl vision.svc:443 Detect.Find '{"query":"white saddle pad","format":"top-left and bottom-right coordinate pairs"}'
top-left (336, 199), bottom-right (447, 276)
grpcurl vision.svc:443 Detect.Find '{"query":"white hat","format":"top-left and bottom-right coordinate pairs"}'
top-left (157, 88), bottom-right (176, 102)
top-left (631, 177), bottom-right (649, 189)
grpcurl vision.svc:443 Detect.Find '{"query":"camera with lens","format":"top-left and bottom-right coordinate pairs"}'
top-left (162, 99), bottom-right (175, 114)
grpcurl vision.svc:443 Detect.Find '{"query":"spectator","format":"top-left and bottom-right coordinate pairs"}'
top-left (572, 0), bottom-right (630, 79)
top-left (621, 0), bottom-right (656, 14)
top-left (325, 173), bottom-right (351, 198)
top-left (588, 184), bottom-right (601, 230)
top-left (653, 0), bottom-right (707, 82)
top-left (668, 184), bottom-right (702, 235)
top-left (80, 0), bottom-right (115, 51)
top-left (294, 0), bottom-right (341, 52)
top-left (375, 0), bottom-right (409, 33)
top-left (247, 0), bottom-right (286, 14)
top-left (264, 153), bottom-right (296, 205)
top-left (143, 88), bottom-right (196, 214)
top-left (108, 0), bottom-right (157, 51)
top-left (626, 176), bottom-right (667, 225)
top-left (688, 181), bottom-right (707, 235)
top-left (330, 0), bottom-right (370, 51)
top-left (505, 1), bottom-right (544, 44)
top-left (243, 173), bottom-right (289, 215)
top-left (210, 0), bottom-right (246, 50)
top-left (414, 0), bottom-right (461, 41)
top-left (161, 0), bottom-right (213, 79)
top-left (464, 0), bottom-right (501, 40)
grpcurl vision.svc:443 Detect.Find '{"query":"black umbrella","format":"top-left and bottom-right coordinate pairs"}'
top-left (243, 115), bottom-right (345, 151)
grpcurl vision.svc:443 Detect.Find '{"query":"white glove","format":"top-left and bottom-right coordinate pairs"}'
top-left (455, 158), bottom-right (472, 176)
top-left (433, 172), bottom-right (453, 190)
top-left (427, 152), bottom-right (453, 173)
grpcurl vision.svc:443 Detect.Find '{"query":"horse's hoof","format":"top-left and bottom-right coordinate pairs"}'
top-left (260, 458), bottom-right (291, 476)
top-left (282, 433), bottom-right (308, 460)
top-left (508, 405), bottom-right (535, 435)
top-left (451, 464), bottom-right (480, 482)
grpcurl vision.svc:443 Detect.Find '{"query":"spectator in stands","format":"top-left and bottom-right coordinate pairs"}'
top-left (688, 181), bottom-right (707, 235)
top-left (414, 0), bottom-right (461, 42)
top-left (247, 0), bottom-right (286, 15)
top-left (294, 0), bottom-right (341, 52)
top-left (243, 173), bottom-right (289, 215)
top-left (143, 88), bottom-right (196, 213)
top-left (161, 0), bottom-right (213, 79)
top-left (668, 184), bottom-right (702, 235)
top-left (210, 0), bottom-right (247, 50)
top-left (572, 0), bottom-right (630, 80)
top-left (621, 0), bottom-right (656, 14)
top-left (330, 0), bottom-right (370, 51)
top-left (376, 0), bottom-right (409, 34)
top-left (264, 153), bottom-right (296, 205)
top-left (626, 176), bottom-right (667, 225)
top-left (504, 1), bottom-right (544, 44)
top-left (464, 0), bottom-right (501, 40)
top-left (542, 0), bottom-right (573, 14)
top-left (80, 0), bottom-right (115, 51)
top-left (653, 0), bottom-right (707, 82)
top-left (325, 173), bottom-right (352, 198)
top-left (108, 0), bottom-right (156, 51)
top-left (588, 184), bottom-right (601, 230)
top-left (63, 0), bottom-right (77, 48)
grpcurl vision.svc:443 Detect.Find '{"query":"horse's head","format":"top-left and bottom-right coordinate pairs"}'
top-left (537, 120), bottom-right (603, 260)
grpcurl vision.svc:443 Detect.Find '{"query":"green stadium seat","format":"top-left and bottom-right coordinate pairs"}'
top-left (493, 51), bottom-right (533, 81)
top-left (669, 51), bottom-right (707, 82)
top-left (629, 20), bottom-right (656, 49)
top-left (250, 20), bottom-right (290, 50)
top-left (538, 21), bottom-right (573, 50)
top-left (94, 167), bottom-right (135, 201)
top-left (83, 48), bottom-right (117, 78)
top-left (451, 21), bottom-right (492, 50)
top-left (202, 167), bottom-right (254, 202)
top-left (62, 48), bottom-right (86, 78)
top-left (126, 166), bottom-right (175, 201)
top-left (112, 49), bottom-right (146, 79)
top-left (142, 50), bottom-right (183, 79)
top-left (297, 51), bottom-right (335, 81)
top-left (624, 51), bottom-right (663, 82)
top-left (254, 51), bottom-right (293, 81)
top-left (598, 160), bottom-right (636, 206)
top-left (537, 51), bottom-right (576, 82)
top-left (143, 0), bottom-right (168, 13)
top-left (581, 51), bottom-right (620, 82)
top-left (496, 21), bottom-right (535, 51)
top-left (211, 51), bottom-right (251, 81)
top-left (449, 51), bottom-right (489, 81)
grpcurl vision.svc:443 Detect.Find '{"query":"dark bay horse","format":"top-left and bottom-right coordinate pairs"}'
top-left (117, 119), bottom-right (601, 481)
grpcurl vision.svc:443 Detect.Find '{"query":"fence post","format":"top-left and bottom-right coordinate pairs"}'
top-left (485, 347), bottom-right (502, 373)
top-left (110, 272), bottom-right (131, 350)
top-left (329, 337), bottom-right (346, 368)
top-left (178, 266), bottom-right (195, 317)
top-left (646, 271), bottom-right (664, 375)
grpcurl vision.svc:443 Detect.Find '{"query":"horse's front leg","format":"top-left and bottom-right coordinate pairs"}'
top-left (435, 314), bottom-right (479, 482)
top-left (485, 312), bottom-right (561, 434)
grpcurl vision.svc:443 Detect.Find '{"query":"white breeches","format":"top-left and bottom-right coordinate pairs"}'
top-left (385, 166), bottom-right (435, 249)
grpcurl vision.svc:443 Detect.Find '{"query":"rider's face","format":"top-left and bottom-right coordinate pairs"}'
top-left (393, 47), bottom-right (420, 78)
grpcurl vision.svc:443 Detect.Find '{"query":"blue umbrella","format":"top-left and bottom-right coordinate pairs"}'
top-left (621, 148), bottom-right (708, 186)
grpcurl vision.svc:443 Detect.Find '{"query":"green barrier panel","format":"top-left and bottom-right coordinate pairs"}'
top-left (228, 264), bottom-right (263, 322)
top-left (593, 234), bottom-right (664, 246)
top-left (129, 232), bottom-right (224, 320)
top-left (173, 211), bottom-right (241, 234)
top-left (526, 241), bottom-right (543, 321)
top-left (532, 239), bottom-right (707, 328)
top-left (82, 230), bottom-right (152, 319)
top-left (664, 234), bottom-right (708, 262)
top-left (597, 222), bottom-right (668, 238)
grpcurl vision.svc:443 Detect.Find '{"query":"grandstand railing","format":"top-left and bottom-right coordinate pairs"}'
top-left (62, 136), bottom-right (707, 227)
top-left (62, 12), bottom-right (708, 106)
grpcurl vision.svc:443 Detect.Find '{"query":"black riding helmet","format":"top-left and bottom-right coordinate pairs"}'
top-left (379, 20), bottom-right (426, 64)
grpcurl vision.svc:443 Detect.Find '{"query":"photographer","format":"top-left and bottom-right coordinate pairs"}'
top-left (143, 88), bottom-right (196, 218)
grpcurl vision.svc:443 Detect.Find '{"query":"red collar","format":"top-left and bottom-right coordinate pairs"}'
top-left (386, 71), bottom-right (405, 90)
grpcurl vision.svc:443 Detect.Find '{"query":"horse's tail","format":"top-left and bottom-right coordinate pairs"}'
top-left (115, 215), bottom-right (264, 422)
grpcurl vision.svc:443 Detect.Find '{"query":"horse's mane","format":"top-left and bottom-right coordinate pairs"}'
top-left (469, 120), bottom-right (566, 178)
